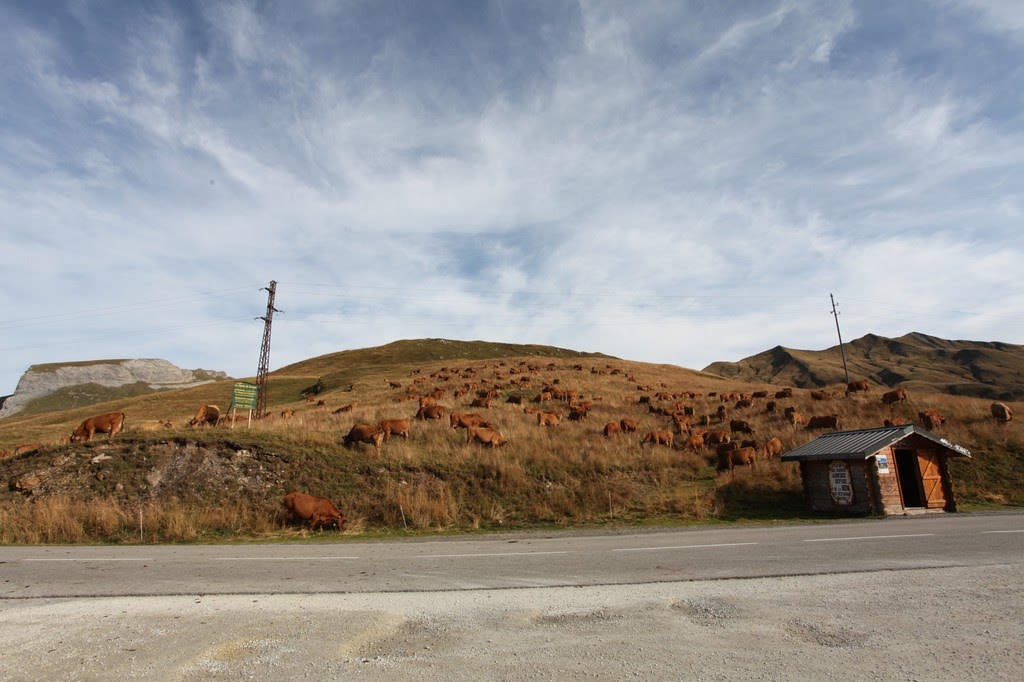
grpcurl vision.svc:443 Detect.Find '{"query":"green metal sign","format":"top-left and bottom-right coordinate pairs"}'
top-left (230, 381), bottom-right (259, 410)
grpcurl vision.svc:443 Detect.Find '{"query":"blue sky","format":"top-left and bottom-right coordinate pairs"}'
top-left (1, 0), bottom-right (1022, 395)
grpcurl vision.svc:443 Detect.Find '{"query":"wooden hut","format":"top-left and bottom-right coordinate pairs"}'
top-left (781, 425), bottom-right (971, 515)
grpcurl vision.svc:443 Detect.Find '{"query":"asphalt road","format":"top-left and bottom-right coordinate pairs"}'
top-left (2, 512), bottom-right (1022, 598)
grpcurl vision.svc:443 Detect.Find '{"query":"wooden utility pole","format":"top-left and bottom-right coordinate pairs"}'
top-left (255, 280), bottom-right (282, 418)
top-left (830, 293), bottom-right (851, 386)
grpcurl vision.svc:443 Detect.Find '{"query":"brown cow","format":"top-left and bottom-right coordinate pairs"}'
top-left (846, 380), bottom-right (870, 395)
top-left (343, 423), bottom-right (384, 449)
top-left (450, 412), bottom-right (491, 430)
top-left (810, 390), bottom-right (833, 401)
top-left (505, 395), bottom-right (524, 405)
top-left (706, 430), bottom-right (731, 445)
top-left (619, 418), bottom-right (638, 432)
top-left (603, 421), bottom-right (620, 437)
top-left (70, 412), bottom-right (126, 442)
top-left (881, 387), bottom-right (908, 406)
top-left (729, 419), bottom-right (754, 434)
top-left (187, 405), bottom-right (220, 428)
top-left (786, 411), bottom-right (804, 427)
top-left (991, 402), bottom-right (1013, 423)
top-left (568, 408), bottom-right (588, 422)
top-left (467, 426), bottom-right (507, 447)
top-left (537, 412), bottom-right (560, 427)
top-left (640, 430), bottom-right (673, 447)
top-left (470, 397), bottom-right (491, 409)
top-left (416, 404), bottom-right (445, 420)
top-left (775, 388), bottom-right (793, 399)
top-left (717, 446), bottom-right (756, 473)
top-left (918, 409), bottom-right (945, 430)
top-left (13, 442), bottom-right (46, 457)
top-left (762, 437), bottom-right (783, 459)
top-left (377, 418), bottom-right (410, 441)
top-left (280, 408), bottom-right (296, 420)
top-left (682, 434), bottom-right (706, 451)
top-left (281, 491), bottom-right (346, 531)
top-left (332, 403), bottom-right (355, 414)
top-left (806, 414), bottom-right (841, 430)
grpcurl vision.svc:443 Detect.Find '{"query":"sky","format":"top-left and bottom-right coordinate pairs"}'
top-left (1, 0), bottom-right (1023, 395)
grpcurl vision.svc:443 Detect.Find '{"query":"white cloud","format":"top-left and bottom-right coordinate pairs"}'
top-left (0, 1), bottom-right (1022, 394)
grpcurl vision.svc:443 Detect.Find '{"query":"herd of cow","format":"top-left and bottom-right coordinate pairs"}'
top-left (4, 363), bottom-right (1015, 530)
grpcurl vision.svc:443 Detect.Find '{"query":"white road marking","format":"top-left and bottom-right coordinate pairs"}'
top-left (612, 542), bottom-right (758, 552)
top-left (982, 530), bottom-right (1024, 534)
top-left (415, 551), bottom-right (568, 559)
top-left (214, 556), bottom-right (360, 561)
top-left (21, 558), bottom-right (154, 562)
top-left (803, 533), bottom-right (934, 543)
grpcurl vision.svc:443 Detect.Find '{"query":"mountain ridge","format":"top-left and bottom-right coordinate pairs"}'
top-left (702, 332), bottom-right (1024, 400)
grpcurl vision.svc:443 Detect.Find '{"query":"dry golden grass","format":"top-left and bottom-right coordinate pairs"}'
top-left (1, 352), bottom-right (1020, 543)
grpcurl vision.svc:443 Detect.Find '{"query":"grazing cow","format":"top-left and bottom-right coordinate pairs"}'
top-left (315, 399), bottom-right (327, 408)
top-left (991, 402), bottom-right (1013, 423)
top-left (537, 412), bottom-right (561, 427)
top-left (762, 437), bottom-right (783, 459)
top-left (765, 401), bottom-right (777, 414)
top-left (706, 430), bottom-right (731, 445)
top-left (672, 415), bottom-right (691, 434)
top-left (846, 380), bottom-right (870, 395)
top-left (343, 423), bottom-right (384, 449)
top-left (603, 421), bottom-right (620, 437)
top-left (388, 380), bottom-right (402, 389)
top-left (918, 409), bottom-right (945, 430)
top-left (467, 426), bottom-right (508, 447)
top-left (716, 405), bottom-right (728, 420)
top-left (619, 418), bottom-right (638, 433)
top-left (810, 390), bottom-right (832, 401)
top-left (305, 395), bottom-right (316, 403)
top-left (716, 441), bottom-right (739, 457)
top-left (377, 418), bottom-right (410, 441)
top-left (640, 430), bottom-right (674, 447)
top-left (416, 405), bottom-right (445, 420)
top-left (332, 403), bottom-right (355, 414)
top-left (450, 412), bottom-right (491, 430)
top-left (70, 412), bottom-right (126, 443)
top-left (187, 405), bottom-right (220, 428)
top-left (883, 418), bottom-right (905, 427)
top-left (751, 391), bottom-right (768, 399)
top-left (775, 388), bottom-right (793, 399)
top-left (881, 387), bottom-right (908, 406)
top-left (281, 491), bottom-right (346, 531)
top-left (419, 396), bottom-right (437, 408)
top-left (806, 414), bottom-right (841, 430)
top-left (740, 439), bottom-right (757, 450)
top-left (734, 399), bottom-right (753, 410)
top-left (787, 411), bottom-right (804, 427)
top-left (729, 419), bottom-right (754, 434)
top-left (470, 397), bottom-right (491, 409)
top-left (568, 408), bottom-right (588, 422)
top-left (717, 447), bottom-right (756, 473)
top-left (280, 409), bottom-right (296, 420)
top-left (506, 395), bottom-right (524, 405)
top-left (533, 391), bottom-right (553, 403)
top-left (683, 433), bottom-right (706, 451)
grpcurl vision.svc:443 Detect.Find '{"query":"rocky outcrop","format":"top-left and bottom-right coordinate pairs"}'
top-left (0, 359), bottom-right (229, 418)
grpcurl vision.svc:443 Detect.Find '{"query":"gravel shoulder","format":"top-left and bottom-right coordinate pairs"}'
top-left (2, 563), bottom-right (1022, 680)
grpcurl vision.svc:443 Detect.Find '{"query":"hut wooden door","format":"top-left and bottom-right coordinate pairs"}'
top-left (916, 450), bottom-right (946, 509)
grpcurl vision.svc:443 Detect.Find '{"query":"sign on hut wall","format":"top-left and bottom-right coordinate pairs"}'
top-left (829, 460), bottom-right (855, 506)
top-left (876, 454), bottom-right (890, 475)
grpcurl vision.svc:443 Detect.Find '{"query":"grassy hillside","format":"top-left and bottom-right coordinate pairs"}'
top-left (704, 332), bottom-right (1024, 401)
top-left (0, 339), bottom-right (1019, 544)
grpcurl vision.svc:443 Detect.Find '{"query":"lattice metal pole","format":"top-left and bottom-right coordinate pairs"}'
top-left (255, 280), bottom-right (282, 418)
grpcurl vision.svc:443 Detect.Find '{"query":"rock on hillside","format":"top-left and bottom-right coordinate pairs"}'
top-left (0, 359), bottom-right (229, 418)
top-left (703, 332), bottom-right (1024, 401)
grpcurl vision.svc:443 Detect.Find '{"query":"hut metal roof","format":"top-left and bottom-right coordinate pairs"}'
top-left (780, 424), bottom-right (971, 462)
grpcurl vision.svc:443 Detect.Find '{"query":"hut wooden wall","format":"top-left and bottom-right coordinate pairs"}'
top-left (799, 460), bottom-right (874, 514)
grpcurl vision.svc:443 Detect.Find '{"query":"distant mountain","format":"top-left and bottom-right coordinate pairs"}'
top-left (702, 332), bottom-right (1024, 401)
top-left (0, 359), bottom-right (229, 418)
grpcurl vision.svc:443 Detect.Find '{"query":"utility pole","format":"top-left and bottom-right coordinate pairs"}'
top-left (830, 293), bottom-right (851, 386)
top-left (255, 280), bottom-right (282, 419)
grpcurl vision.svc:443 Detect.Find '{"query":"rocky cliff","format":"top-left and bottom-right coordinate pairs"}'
top-left (0, 359), bottom-right (229, 418)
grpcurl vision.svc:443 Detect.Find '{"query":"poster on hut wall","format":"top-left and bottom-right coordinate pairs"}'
top-left (876, 454), bottom-right (890, 474)
top-left (829, 460), bottom-right (855, 506)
